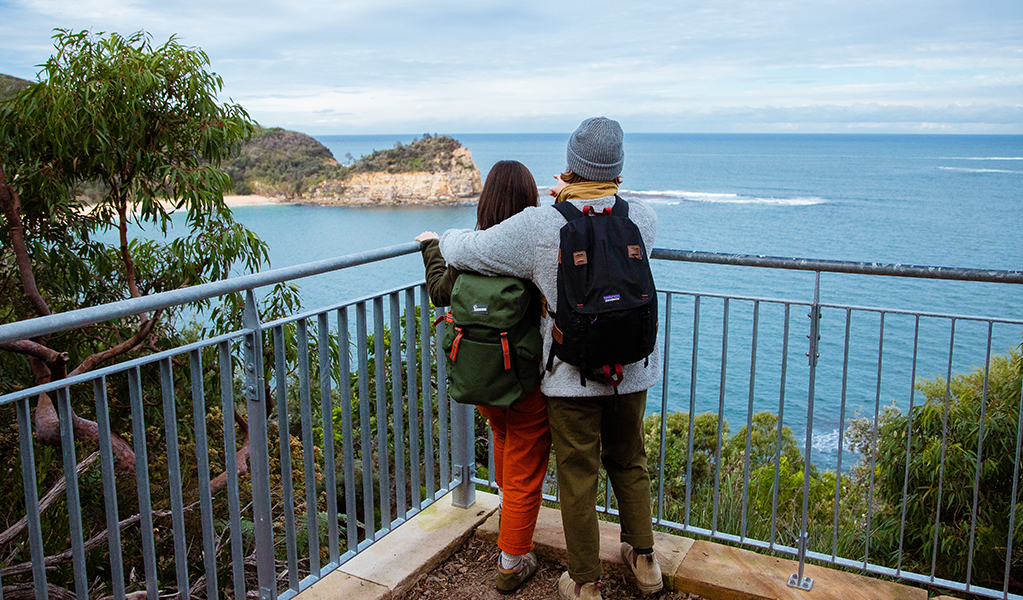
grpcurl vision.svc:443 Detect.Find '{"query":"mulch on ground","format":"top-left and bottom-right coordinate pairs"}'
top-left (396, 533), bottom-right (704, 600)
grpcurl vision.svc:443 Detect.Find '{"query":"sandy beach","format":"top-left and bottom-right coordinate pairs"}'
top-left (221, 194), bottom-right (281, 208)
top-left (79, 194), bottom-right (284, 213)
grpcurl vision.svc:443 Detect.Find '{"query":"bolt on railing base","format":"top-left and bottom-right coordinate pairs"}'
top-left (787, 575), bottom-right (814, 591)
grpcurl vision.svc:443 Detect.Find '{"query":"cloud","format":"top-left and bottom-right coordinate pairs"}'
top-left (1, 0), bottom-right (1021, 133)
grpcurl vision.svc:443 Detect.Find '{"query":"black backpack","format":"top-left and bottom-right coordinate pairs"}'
top-left (547, 196), bottom-right (658, 390)
top-left (436, 273), bottom-right (543, 408)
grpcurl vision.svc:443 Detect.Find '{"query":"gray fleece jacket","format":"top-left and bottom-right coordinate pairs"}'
top-left (439, 195), bottom-right (660, 398)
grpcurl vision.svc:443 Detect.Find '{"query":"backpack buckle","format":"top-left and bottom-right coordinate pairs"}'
top-left (601, 364), bottom-right (624, 387)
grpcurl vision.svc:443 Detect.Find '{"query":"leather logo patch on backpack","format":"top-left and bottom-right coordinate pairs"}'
top-left (628, 245), bottom-right (642, 259)
top-left (573, 251), bottom-right (587, 266)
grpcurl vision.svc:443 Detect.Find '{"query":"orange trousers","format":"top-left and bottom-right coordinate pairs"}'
top-left (477, 386), bottom-right (552, 555)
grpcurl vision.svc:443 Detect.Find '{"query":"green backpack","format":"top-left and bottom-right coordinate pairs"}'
top-left (436, 273), bottom-right (543, 408)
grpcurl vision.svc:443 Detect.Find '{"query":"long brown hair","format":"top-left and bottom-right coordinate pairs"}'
top-left (476, 160), bottom-right (538, 230)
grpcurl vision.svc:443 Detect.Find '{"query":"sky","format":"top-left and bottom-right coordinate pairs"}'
top-left (1, 0), bottom-right (1021, 135)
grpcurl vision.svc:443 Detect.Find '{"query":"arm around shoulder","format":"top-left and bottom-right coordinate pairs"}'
top-left (438, 209), bottom-right (539, 279)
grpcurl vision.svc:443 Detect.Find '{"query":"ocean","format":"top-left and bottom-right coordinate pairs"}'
top-left (162, 134), bottom-right (1023, 465)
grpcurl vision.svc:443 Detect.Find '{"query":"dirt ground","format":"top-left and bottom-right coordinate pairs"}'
top-left (397, 533), bottom-right (704, 600)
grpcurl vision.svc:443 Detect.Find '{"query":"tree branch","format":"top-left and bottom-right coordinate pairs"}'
top-left (0, 164), bottom-right (52, 319)
top-left (0, 582), bottom-right (77, 600)
top-left (0, 513), bottom-right (142, 578)
top-left (0, 499), bottom-right (197, 581)
top-left (115, 195), bottom-right (143, 302)
top-left (28, 310), bottom-right (162, 475)
top-left (68, 310), bottom-right (162, 377)
top-left (0, 452), bottom-right (100, 551)
top-left (210, 408), bottom-right (250, 493)
top-left (0, 340), bottom-right (68, 365)
top-left (33, 393), bottom-right (136, 473)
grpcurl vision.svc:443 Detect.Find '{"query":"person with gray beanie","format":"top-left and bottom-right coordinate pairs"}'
top-left (438, 117), bottom-right (663, 599)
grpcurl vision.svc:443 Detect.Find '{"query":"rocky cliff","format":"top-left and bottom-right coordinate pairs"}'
top-left (306, 146), bottom-right (481, 205)
top-left (225, 130), bottom-right (482, 205)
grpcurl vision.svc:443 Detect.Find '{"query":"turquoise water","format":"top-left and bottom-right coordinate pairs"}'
top-left (154, 134), bottom-right (1023, 464)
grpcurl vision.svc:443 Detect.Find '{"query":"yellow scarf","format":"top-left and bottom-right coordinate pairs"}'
top-left (555, 181), bottom-right (619, 203)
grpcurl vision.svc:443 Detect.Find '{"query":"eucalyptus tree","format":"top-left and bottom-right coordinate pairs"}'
top-left (0, 29), bottom-right (267, 470)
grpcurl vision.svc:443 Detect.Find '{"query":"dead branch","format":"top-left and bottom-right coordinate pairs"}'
top-left (0, 513), bottom-right (141, 578)
top-left (0, 498), bottom-right (199, 581)
top-left (0, 452), bottom-right (100, 551)
top-left (0, 582), bottom-right (77, 600)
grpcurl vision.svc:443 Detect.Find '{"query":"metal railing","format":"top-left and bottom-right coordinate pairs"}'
top-left (605, 250), bottom-right (1021, 598)
top-left (1, 244), bottom-right (1021, 599)
top-left (0, 242), bottom-right (476, 600)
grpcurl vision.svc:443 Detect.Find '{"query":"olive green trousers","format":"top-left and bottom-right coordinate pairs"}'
top-left (547, 390), bottom-right (655, 584)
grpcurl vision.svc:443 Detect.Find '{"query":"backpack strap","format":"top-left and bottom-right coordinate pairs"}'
top-left (611, 195), bottom-right (629, 218)
top-left (553, 200), bottom-right (583, 222)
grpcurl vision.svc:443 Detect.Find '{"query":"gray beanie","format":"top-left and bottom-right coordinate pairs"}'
top-left (566, 117), bottom-right (624, 181)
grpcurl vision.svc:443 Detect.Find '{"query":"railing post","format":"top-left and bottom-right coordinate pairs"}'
top-left (451, 400), bottom-right (476, 508)
top-left (243, 290), bottom-right (277, 599)
top-left (789, 271), bottom-right (821, 592)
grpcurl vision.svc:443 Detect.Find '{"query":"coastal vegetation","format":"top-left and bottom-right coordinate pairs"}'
top-left (220, 127), bottom-right (346, 197)
top-left (0, 29), bottom-right (473, 598)
top-left (222, 131), bottom-right (474, 199)
top-left (346, 133), bottom-right (468, 174)
top-left (0, 29), bottom-right (277, 598)
top-left (642, 345), bottom-right (1022, 592)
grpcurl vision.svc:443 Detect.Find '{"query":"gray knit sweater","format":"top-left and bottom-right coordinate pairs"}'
top-left (439, 196), bottom-right (660, 398)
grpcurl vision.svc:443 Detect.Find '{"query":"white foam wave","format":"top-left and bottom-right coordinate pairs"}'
top-left (935, 156), bottom-right (1023, 161)
top-left (622, 189), bottom-right (826, 206)
top-left (938, 166), bottom-right (1020, 174)
top-left (812, 428), bottom-right (841, 454)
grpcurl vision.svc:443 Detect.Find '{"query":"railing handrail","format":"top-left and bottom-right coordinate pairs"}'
top-left (0, 242), bottom-right (422, 345)
top-left (4, 244), bottom-right (1018, 346)
top-left (650, 248), bottom-right (1023, 284)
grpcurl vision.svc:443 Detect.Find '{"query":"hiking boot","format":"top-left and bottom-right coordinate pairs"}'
top-left (620, 542), bottom-right (663, 594)
top-left (495, 551), bottom-right (537, 594)
top-left (557, 571), bottom-right (602, 600)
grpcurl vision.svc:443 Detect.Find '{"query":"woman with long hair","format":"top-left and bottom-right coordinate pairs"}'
top-left (415, 160), bottom-right (550, 595)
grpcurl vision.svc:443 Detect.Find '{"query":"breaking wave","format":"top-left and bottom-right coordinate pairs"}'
top-left (935, 156), bottom-right (1023, 161)
top-left (938, 166), bottom-right (1020, 174)
top-left (620, 189), bottom-right (826, 206)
